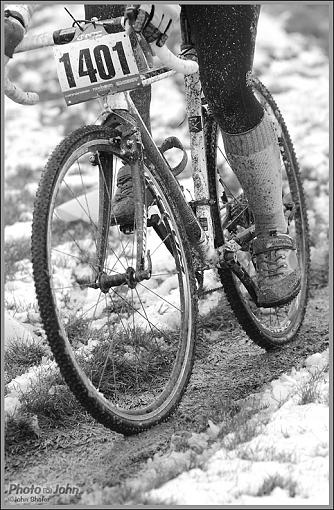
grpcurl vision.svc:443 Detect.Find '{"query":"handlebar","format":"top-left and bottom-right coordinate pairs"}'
top-left (5, 17), bottom-right (199, 106)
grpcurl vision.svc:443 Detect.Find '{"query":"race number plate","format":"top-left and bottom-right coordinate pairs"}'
top-left (53, 30), bottom-right (142, 105)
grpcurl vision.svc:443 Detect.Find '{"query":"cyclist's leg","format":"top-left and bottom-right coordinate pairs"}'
top-left (183, 5), bottom-right (286, 236)
top-left (183, 5), bottom-right (300, 305)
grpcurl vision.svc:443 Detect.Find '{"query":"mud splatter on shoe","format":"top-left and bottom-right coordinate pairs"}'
top-left (251, 231), bottom-right (301, 308)
top-left (109, 165), bottom-right (154, 226)
top-left (110, 166), bottom-right (135, 226)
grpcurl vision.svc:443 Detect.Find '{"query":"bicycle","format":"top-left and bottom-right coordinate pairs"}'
top-left (5, 14), bottom-right (310, 435)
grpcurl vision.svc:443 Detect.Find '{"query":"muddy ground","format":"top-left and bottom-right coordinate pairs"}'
top-left (4, 275), bottom-right (329, 506)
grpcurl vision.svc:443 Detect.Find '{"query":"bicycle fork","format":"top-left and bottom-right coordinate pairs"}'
top-left (94, 96), bottom-right (152, 292)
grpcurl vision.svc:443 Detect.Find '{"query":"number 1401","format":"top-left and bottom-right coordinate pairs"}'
top-left (59, 42), bottom-right (131, 88)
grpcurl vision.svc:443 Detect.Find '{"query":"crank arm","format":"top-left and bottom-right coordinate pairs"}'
top-left (233, 225), bottom-right (256, 248)
top-left (219, 243), bottom-right (259, 305)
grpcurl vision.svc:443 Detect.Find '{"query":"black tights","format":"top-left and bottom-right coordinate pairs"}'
top-left (183, 5), bottom-right (263, 133)
top-left (84, 4), bottom-right (264, 134)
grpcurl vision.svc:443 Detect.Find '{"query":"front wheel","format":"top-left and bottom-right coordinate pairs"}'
top-left (32, 124), bottom-right (197, 434)
top-left (205, 77), bottom-right (310, 350)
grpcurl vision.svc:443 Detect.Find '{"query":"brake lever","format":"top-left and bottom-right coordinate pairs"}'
top-left (123, 11), bottom-right (154, 69)
top-left (124, 5), bottom-right (140, 26)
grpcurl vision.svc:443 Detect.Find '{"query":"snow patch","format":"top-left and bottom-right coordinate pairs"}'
top-left (147, 350), bottom-right (329, 505)
top-left (5, 361), bottom-right (58, 418)
top-left (4, 312), bottom-right (41, 349)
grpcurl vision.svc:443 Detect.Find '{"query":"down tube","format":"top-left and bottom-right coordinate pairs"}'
top-left (128, 98), bottom-right (203, 245)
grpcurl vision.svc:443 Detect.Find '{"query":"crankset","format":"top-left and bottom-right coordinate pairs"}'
top-left (218, 241), bottom-right (259, 305)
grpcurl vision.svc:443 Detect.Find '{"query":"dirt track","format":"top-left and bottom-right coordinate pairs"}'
top-left (4, 280), bottom-right (329, 506)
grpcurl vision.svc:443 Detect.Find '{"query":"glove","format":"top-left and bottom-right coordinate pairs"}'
top-left (4, 12), bottom-right (25, 58)
top-left (132, 4), bottom-right (180, 47)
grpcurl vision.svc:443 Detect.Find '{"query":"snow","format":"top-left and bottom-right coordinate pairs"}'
top-left (55, 190), bottom-right (99, 223)
top-left (5, 262), bottom-right (37, 322)
top-left (5, 221), bottom-right (32, 242)
top-left (256, 13), bottom-right (329, 184)
top-left (146, 350), bottom-right (329, 505)
top-left (5, 360), bottom-right (58, 418)
top-left (4, 313), bottom-right (40, 349)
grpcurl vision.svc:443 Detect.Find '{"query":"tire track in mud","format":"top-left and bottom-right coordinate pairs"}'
top-left (4, 284), bottom-right (329, 505)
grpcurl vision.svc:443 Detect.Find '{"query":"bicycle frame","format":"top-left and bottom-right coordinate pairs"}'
top-left (99, 63), bottom-right (219, 268)
top-left (8, 14), bottom-right (217, 267)
top-left (8, 16), bottom-right (259, 301)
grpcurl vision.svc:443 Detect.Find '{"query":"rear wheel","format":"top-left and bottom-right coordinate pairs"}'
top-left (32, 125), bottom-right (197, 434)
top-left (205, 77), bottom-right (310, 350)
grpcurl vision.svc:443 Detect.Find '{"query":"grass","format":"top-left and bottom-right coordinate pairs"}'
top-left (81, 447), bottom-right (196, 506)
top-left (5, 365), bottom-right (99, 456)
top-left (50, 219), bottom-right (96, 255)
top-left (4, 163), bottom-right (39, 227)
top-left (4, 337), bottom-right (49, 384)
top-left (65, 316), bottom-right (96, 346)
top-left (5, 295), bottom-right (38, 317)
top-left (256, 473), bottom-right (297, 498)
top-left (5, 321), bottom-right (178, 445)
top-left (18, 370), bottom-right (88, 430)
top-left (4, 190), bottom-right (35, 227)
top-left (296, 363), bottom-right (329, 406)
top-left (236, 444), bottom-right (297, 464)
top-left (217, 397), bottom-right (270, 449)
top-left (5, 164), bottom-right (36, 188)
top-left (77, 328), bottom-right (178, 407)
top-left (4, 238), bottom-right (32, 281)
top-left (5, 414), bottom-right (42, 454)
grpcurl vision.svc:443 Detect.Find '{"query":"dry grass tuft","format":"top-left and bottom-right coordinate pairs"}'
top-left (296, 364), bottom-right (329, 405)
top-left (256, 473), bottom-right (297, 498)
top-left (4, 239), bottom-right (32, 281)
top-left (4, 338), bottom-right (48, 384)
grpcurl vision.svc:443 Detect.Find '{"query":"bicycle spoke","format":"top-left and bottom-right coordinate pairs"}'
top-left (150, 232), bottom-right (172, 257)
top-left (77, 159), bottom-right (95, 230)
top-left (97, 295), bottom-right (117, 392)
top-left (212, 79), bottom-right (309, 347)
top-left (61, 179), bottom-right (99, 245)
top-left (33, 126), bottom-right (195, 428)
top-left (134, 287), bottom-right (168, 364)
top-left (110, 287), bottom-right (179, 345)
top-left (51, 246), bottom-right (127, 278)
top-left (137, 281), bottom-right (181, 312)
top-left (97, 151), bottom-right (128, 265)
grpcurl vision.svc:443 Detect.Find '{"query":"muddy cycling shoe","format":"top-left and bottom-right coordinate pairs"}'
top-left (109, 165), bottom-right (154, 226)
top-left (251, 231), bottom-right (301, 308)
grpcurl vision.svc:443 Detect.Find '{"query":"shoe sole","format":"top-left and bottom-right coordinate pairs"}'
top-left (257, 281), bottom-right (301, 309)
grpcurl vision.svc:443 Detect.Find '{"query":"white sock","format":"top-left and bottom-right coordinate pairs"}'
top-left (222, 112), bottom-right (287, 236)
